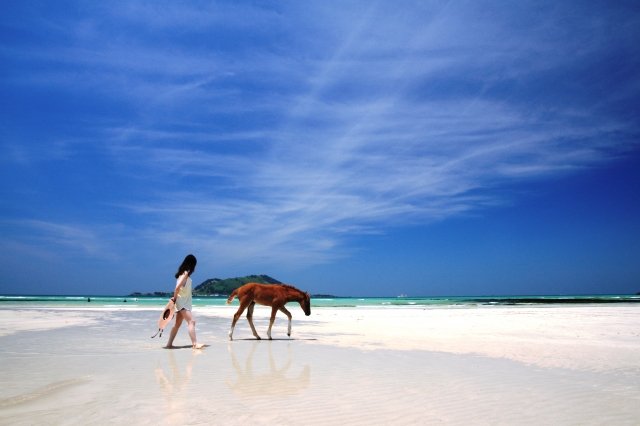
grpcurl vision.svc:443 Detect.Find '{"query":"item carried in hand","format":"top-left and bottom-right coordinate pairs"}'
top-left (151, 299), bottom-right (176, 338)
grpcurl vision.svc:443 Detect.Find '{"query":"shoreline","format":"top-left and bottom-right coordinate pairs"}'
top-left (2, 293), bottom-right (639, 310)
top-left (1, 304), bottom-right (639, 424)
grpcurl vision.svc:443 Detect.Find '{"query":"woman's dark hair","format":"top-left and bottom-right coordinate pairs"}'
top-left (175, 254), bottom-right (197, 278)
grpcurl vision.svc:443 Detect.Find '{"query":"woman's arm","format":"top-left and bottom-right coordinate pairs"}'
top-left (171, 271), bottom-right (189, 302)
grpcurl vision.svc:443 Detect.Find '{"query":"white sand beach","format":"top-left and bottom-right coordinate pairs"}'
top-left (1, 304), bottom-right (639, 425)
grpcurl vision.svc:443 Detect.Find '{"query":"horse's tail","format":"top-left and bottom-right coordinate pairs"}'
top-left (226, 288), bottom-right (238, 304)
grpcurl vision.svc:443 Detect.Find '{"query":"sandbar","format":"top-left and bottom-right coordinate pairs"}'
top-left (0, 304), bottom-right (638, 425)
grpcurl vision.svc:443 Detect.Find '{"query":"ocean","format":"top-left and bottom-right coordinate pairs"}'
top-left (1, 293), bottom-right (639, 309)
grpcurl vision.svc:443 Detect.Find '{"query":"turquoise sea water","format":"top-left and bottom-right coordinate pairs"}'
top-left (1, 294), bottom-right (639, 308)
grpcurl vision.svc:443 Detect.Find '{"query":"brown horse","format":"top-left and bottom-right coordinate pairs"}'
top-left (226, 283), bottom-right (311, 340)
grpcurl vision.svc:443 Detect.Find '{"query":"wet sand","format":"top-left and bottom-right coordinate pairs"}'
top-left (1, 305), bottom-right (639, 425)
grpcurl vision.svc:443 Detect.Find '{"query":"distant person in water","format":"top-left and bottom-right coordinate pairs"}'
top-left (165, 254), bottom-right (204, 349)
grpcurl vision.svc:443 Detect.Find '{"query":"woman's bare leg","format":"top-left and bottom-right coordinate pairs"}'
top-left (179, 310), bottom-right (204, 349)
top-left (165, 313), bottom-right (183, 348)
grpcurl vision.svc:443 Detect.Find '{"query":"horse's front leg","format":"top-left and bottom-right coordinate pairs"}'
top-left (267, 306), bottom-right (279, 340)
top-left (279, 306), bottom-right (292, 337)
top-left (246, 302), bottom-right (261, 340)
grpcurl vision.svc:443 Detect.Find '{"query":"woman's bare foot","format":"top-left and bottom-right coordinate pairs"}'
top-left (192, 343), bottom-right (205, 349)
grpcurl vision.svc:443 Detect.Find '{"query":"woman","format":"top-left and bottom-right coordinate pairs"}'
top-left (165, 254), bottom-right (204, 349)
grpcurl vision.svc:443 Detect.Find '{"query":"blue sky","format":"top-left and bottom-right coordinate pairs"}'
top-left (1, 1), bottom-right (639, 296)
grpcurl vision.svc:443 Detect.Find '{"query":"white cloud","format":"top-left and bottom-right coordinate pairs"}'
top-left (2, 220), bottom-right (119, 260)
top-left (3, 1), bottom-right (638, 270)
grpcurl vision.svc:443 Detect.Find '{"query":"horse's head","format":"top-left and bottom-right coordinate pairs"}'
top-left (300, 292), bottom-right (311, 316)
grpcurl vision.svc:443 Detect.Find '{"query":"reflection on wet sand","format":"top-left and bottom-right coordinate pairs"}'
top-left (227, 341), bottom-right (310, 397)
top-left (155, 350), bottom-right (202, 422)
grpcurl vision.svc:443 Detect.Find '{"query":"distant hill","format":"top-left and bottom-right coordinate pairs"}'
top-left (193, 274), bottom-right (282, 295)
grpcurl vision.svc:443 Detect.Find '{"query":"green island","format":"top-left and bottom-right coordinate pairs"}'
top-left (130, 274), bottom-right (336, 298)
top-left (193, 274), bottom-right (281, 295)
top-left (131, 274), bottom-right (281, 297)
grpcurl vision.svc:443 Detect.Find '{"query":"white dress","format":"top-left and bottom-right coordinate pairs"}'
top-left (176, 276), bottom-right (193, 311)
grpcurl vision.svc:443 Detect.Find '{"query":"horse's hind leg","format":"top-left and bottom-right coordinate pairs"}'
top-left (246, 302), bottom-right (261, 340)
top-left (279, 306), bottom-right (292, 337)
top-left (267, 306), bottom-right (279, 340)
top-left (229, 299), bottom-right (250, 341)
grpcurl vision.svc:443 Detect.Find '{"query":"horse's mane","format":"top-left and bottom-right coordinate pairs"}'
top-left (276, 283), bottom-right (307, 295)
top-left (278, 283), bottom-right (301, 291)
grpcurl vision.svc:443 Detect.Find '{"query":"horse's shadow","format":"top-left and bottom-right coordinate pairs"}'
top-left (226, 341), bottom-right (311, 397)
top-left (234, 338), bottom-right (317, 341)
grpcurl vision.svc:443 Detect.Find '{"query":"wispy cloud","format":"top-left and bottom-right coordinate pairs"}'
top-left (2, 1), bottom-right (638, 270)
top-left (1, 220), bottom-right (119, 261)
